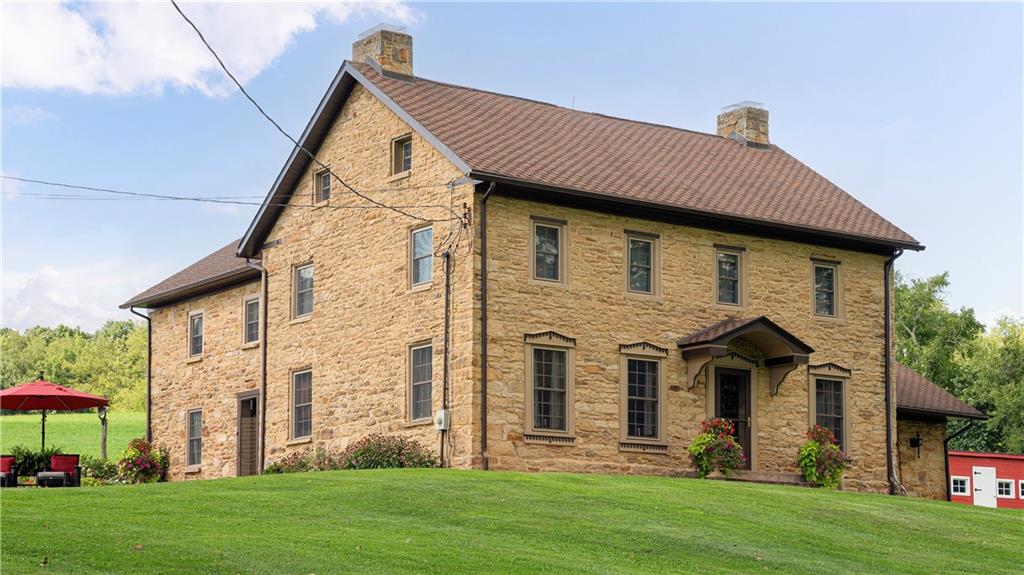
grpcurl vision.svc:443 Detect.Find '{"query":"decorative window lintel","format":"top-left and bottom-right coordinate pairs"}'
top-left (524, 331), bottom-right (576, 347)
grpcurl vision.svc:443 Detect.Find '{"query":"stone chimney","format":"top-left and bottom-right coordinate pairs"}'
top-left (351, 24), bottom-right (413, 76)
top-left (716, 101), bottom-right (769, 145)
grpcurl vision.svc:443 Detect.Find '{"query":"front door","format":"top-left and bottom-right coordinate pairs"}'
top-left (972, 466), bottom-right (997, 508)
top-left (238, 397), bottom-right (259, 476)
top-left (715, 368), bottom-right (752, 469)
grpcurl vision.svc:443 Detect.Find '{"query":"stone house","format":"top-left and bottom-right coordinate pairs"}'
top-left (122, 26), bottom-right (982, 497)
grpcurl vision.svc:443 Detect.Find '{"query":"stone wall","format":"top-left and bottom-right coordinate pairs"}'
top-left (481, 194), bottom-right (892, 492)
top-left (149, 280), bottom-right (261, 480)
top-left (897, 418), bottom-right (948, 500)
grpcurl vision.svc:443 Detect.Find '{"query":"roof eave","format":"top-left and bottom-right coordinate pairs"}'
top-left (120, 267), bottom-right (260, 310)
top-left (896, 406), bottom-right (988, 421)
top-left (471, 171), bottom-right (924, 254)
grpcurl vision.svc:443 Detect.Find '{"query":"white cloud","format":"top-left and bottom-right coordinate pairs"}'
top-left (2, 259), bottom-right (167, 331)
top-left (3, 105), bottom-right (58, 125)
top-left (1, 1), bottom-right (418, 96)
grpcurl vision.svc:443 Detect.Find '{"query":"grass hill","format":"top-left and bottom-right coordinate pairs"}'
top-left (2, 469), bottom-right (1020, 574)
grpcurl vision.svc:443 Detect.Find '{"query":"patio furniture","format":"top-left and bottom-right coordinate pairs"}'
top-left (37, 454), bottom-right (82, 487)
top-left (0, 455), bottom-right (17, 488)
top-left (0, 372), bottom-right (109, 451)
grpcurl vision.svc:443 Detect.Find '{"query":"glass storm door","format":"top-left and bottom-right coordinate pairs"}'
top-left (715, 368), bottom-right (752, 469)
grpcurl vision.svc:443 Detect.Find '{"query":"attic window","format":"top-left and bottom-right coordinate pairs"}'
top-left (392, 135), bottom-right (412, 175)
top-left (315, 170), bottom-right (331, 203)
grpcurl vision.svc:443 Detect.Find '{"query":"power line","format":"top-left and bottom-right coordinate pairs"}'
top-left (169, 0), bottom-right (453, 225)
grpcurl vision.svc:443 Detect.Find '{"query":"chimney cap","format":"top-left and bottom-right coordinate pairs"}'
top-left (721, 100), bottom-right (766, 113)
top-left (358, 23), bottom-right (407, 39)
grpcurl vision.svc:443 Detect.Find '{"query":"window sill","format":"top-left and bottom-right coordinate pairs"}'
top-left (403, 419), bottom-right (433, 429)
top-left (813, 313), bottom-right (845, 324)
top-left (286, 436), bottom-right (312, 446)
top-left (184, 465), bottom-right (202, 474)
top-left (619, 440), bottom-right (669, 454)
top-left (289, 314), bottom-right (313, 326)
top-left (241, 341), bottom-right (260, 350)
top-left (529, 277), bottom-right (569, 289)
top-left (186, 355), bottom-right (203, 364)
top-left (524, 433), bottom-right (576, 446)
top-left (409, 282), bottom-right (432, 293)
top-left (388, 171), bottom-right (411, 183)
top-left (624, 289), bottom-right (659, 300)
top-left (712, 302), bottom-right (746, 312)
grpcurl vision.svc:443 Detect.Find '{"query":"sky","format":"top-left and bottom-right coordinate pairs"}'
top-left (2, 1), bottom-right (1022, 332)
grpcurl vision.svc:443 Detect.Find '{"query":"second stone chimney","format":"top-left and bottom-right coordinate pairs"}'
top-left (717, 101), bottom-right (769, 145)
top-left (351, 24), bottom-right (413, 76)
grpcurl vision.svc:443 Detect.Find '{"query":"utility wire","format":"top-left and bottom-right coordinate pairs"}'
top-left (169, 0), bottom-right (452, 225)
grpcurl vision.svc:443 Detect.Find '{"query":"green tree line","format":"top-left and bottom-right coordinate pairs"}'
top-left (895, 272), bottom-right (1024, 453)
top-left (1, 321), bottom-right (146, 411)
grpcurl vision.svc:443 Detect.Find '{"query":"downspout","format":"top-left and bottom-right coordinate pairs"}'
top-left (129, 307), bottom-right (152, 443)
top-left (883, 248), bottom-right (904, 495)
top-left (944, 420), bottom-right (975, 501)
top-left (440, 249), bottom-right (452, 467)
top-left (246, 258), bottom-right (269, 473)
top-left (479, 181), bottom-right (496, 470)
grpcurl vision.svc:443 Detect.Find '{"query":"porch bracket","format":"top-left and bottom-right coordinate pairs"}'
top-left (765, 354), bottom-right (810, 395)
top-left (682, 345), bottom-right (727, 389)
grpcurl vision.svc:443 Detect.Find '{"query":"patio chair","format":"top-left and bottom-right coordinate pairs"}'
top-left (37, 454), bottom-right (81, 487)
top-left (0, 455), bottom-right (17, 487)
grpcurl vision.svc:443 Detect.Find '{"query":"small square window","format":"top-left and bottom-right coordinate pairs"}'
top-left (716, 248), bottom-right (743, 305)
top-left (392, 136), bottom-right (412, 174)
top-left (294, 264), bottom-right (314, 318)
top-left (951, 476), bottom-right (969, 496)
top-left (997, 479), bottom-right (1014, 498)
top-left (315, 170), bottom-right (331, 203)
top-left (188, 313), bottom-right (203, 357)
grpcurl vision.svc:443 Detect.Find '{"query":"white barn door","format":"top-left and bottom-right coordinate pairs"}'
top-left (972, 466), bottom-right (997, 508)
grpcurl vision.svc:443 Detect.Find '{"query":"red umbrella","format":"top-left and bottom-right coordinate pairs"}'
top-left (1, 372), bottom-right (109, 450)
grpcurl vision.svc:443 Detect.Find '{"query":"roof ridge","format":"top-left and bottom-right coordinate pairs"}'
top-left (357, 61), bottom-right (746, 145)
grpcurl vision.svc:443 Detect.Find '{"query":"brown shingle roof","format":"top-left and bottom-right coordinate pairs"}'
top-left (895, 362), bottom-right (985, 420)
top-left (121, 239), bottom-right (258, 309)
top-left (353, 63), bottom-right (920, 249)
top-left (676, 316), bottom-right (814, 355)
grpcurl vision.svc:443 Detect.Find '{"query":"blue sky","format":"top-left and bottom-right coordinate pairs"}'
top-left (2, 2), bottom-right (1021, 331)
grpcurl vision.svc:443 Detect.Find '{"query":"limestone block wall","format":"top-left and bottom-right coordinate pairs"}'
top-left (149, 280), bottom-right (262, 480)
top-left (897, 418), bottom-right (948, 500)
top-left (481, 194), bottom-right (892, 492)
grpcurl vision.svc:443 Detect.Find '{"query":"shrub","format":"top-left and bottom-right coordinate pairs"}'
top-left (7, 445), bottom-right (63, 476)
top-left (264, 448), bottom-right (343, 474)
top-left (688, 418), bottom-right (746, 478)
top-left (81, 454), bottom-right (119, 481)
top-left (796, 425), bottom-right (852, 489)
top-left (340, 435), bottom-right (438, 469)
top-left (117, 437), bottom-right (169, 483)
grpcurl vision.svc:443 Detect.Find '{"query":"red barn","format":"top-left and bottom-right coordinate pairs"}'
top-left (948, 451), bottom-right (1024, 509)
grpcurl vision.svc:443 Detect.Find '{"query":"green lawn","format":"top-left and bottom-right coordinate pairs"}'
top-left (1, 470), bottom-right (1021, 574)
top-left (0, 412), bottom-right (145, 458)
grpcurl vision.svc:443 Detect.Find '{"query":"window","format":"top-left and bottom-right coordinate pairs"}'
top-left (294, 264), bottom-right (314, 317)
top-left (626, 358), bottom-right (660, 439)
top-left (532, 219), bottom-right (565, 282)
top-left (1019, 480), bottom-right (1024, 499)
top-left (997, 479), bottom-right (1014, 498)
top-left (187, 409), bottom-right (202, 466)
top-left (524, 332), bottom-right (576, 440)
top-left (410, 226), bottom-right (433, 286)
top-left (815, 378), bottom-right (845, 449)
top-left (392, 135), bottom-right (412, 174)
top-left (626, 233), bottom-right (657, 294)
top-left (716, 248), bottom-right (743, 305)
top-left (409, 344), bottom-right (433, 421)
top-left (291, 370), bottom-right (312, 439)
top-left (244, 298), bottom-right (260, 344)
top-left (188, 313), bottom-right (203, 357)
top-left (315, 170), bottom-right (331, 203)
top-left (951, 476), bottom-right (969, 496)
top-left (813, 262), bottom-right (838, 317)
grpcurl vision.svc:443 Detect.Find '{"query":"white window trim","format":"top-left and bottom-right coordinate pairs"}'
top-left (996, 479), bottom-right (1015, 499)
top-left (1019, 479), bottom-right (1024, 499)
top-left (293, 263), bottom-right (314, 319)
top-left (408, 342), bottom-right (434, 423)
top-left (242, 296), bottom-right (261, 346)
top-left (290, 369), bottom-right (313, 441)
top-left (530, 217), bottom-right (568, 285)
top-left (714, 246), bottom-right (746, 307)
top-left (409, 225), bottom-right (433, 289)
top-left (950, 475), bottom-right (970, 496)
top-left (624, 231), bottom-right (659, 296)
top-left (314, 169), bottom-right (331, 204)
top-left (187, 311), bottom-right (204, 359)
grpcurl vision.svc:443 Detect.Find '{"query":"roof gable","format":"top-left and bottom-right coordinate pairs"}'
top-left (239, 61), bottom-right (922, 257)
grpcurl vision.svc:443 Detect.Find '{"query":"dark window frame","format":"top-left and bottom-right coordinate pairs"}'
top-left (814, 377), bottom-right (845, 449)
top-left (715, 248), bottom-right (742, 306)
top-left (392, 135), bottom-right (413, 175)
top-left (187, 409), bottom-right (202, 466)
